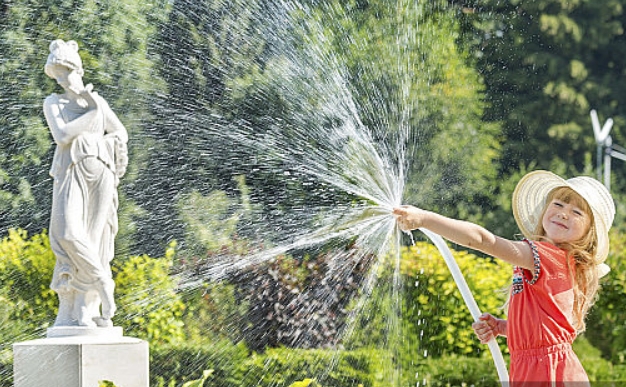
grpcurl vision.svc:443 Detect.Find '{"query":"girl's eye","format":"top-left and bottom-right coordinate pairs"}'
top-left (553, 201), bottom-right (563, 207)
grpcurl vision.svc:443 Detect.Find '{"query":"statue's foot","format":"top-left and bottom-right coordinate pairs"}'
top-left (93, 316), bottom-right (113, 328)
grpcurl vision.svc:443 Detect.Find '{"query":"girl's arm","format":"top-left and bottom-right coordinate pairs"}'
top-left (393, 205), bottom-right (534, 270)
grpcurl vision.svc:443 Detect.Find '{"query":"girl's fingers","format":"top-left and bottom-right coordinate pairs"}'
top-left (472, 319), bottom-right (495, 343)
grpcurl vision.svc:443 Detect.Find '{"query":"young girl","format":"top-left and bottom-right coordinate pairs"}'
top-left (393, 170), bottom-right (615, 386)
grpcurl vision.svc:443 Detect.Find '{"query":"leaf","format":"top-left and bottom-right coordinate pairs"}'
top-left (181, 369), bottom-right (214, 387)
top-left (289, 379), bottom-right (316, 387)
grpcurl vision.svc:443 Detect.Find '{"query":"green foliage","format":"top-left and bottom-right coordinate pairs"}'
top-left (227, 251), bottom-right (371, 351)
top-left (181, 370), bottom-right (213, 387)
top-left (0, 4), bottom-right (53, 234)
top-left (177, 189), bottom-right (240, 255)
top-left (413, 353), bottom-right (501, 387)
top-left (146, 340), bottom-right (625, 386)
top-left (348, 241), bottom-right (510, 361)
top-left (586, 230), bottom-right (626, 364)
top-left (176, 175), bottom-right (260, 256)
top-left (462, 0), bottom-right (626, 212)
top-left (132, 0), bottom-right (271, 257)
top-left (150, 340), bottom-right (248, 387)
top-left (313, 1), bottom-right (500, 223)
top-left (112, 242), bottom-right (186, 345)
top-left (0, 229), bottom-right (57, 334)
top-left (177, 281), bottom-right (248, 345)
top-left (98, 381), bottom-right (118, 387)
top-left (239, 347), bottom-right (379, 387)
top-left (575, 335), bottom-right (626, 382)
top-left (400, 242), bottom-right (511, 357)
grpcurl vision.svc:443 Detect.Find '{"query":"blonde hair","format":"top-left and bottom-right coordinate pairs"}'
top-left (532, 186), bottom-right (599, 332)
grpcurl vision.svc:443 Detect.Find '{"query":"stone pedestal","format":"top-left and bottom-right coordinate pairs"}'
top-left (13, 329), bottom-right (149, 387)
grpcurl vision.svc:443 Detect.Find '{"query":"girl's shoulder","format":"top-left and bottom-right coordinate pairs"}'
top-left (527, 240), bottom-right (572, 274)
top-left (525, 239), bottom-right (563, 253)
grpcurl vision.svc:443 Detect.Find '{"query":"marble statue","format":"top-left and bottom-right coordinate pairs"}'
top-left (43, 39), bottom-right (128, 328)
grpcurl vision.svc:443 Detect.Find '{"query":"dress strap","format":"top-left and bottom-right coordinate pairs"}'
top-left (522, 238), bottom-right (541, 285)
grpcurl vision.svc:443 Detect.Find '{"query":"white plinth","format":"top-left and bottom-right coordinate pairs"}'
top-left (46, 325), bottom-right (124, 338)
top-left (13, 333), bottom-right (149, 387)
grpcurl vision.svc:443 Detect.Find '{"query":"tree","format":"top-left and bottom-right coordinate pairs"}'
top-left (313, 0), bottom-right (501, 224)
top-left (132, 0), bottom-right (274, 256)
top-left (459, 0), bottom-right (626, 233)
top-left (0, 1), bottom-right (54, 234)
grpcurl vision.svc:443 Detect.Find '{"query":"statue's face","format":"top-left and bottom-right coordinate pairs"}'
top-left (52, 65), bottom-right (85, 95)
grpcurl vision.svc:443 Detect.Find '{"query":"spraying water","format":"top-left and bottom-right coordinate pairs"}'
top-left (167, 1), bottom-right (510, 384)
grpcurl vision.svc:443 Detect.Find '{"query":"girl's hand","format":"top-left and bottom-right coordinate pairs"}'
top-left (392, 205), bottom-right (427, 231)
top-left (472, 313), bottom-right (505, 344)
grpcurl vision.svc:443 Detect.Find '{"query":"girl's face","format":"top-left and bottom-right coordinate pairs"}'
top-left (541, 197), bottom-right (591, 244)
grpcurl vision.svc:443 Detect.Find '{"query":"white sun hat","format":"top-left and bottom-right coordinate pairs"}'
top-left (512, 170), bottom-right (615, 277)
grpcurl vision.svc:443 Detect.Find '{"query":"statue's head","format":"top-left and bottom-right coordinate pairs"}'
top-left (45, 39), bottom-right (84, 78)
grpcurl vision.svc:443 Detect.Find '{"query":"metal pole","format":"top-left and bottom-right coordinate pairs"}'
top-left (605, 145), bottom-right (612, 191)
top-left (597, 144), bottom-right (603, 181)
top-left (590, 109), bottom-right (614, 188)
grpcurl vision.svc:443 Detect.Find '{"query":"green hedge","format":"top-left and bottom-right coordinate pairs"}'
top-left (585, 231), bottom-right (626, 364)
top-left (150, 341), bottom-right (249, 387)
top-left (3, 339), bottom-right (625, 387)
top-left (400, 242), bottom-right (511, 357)
top-left (147, 343), bottom-right (625, 387)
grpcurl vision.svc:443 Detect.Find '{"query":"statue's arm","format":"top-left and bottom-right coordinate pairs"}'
top-left (96, 95), bottom-right (129, 178)
top-left (43, 95), bottom-right (98, 146)
top-left (99, 96), bottom-right (128, 143)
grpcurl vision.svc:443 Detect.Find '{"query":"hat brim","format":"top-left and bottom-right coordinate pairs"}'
top-left (512, 170), bottom-right (610, 264)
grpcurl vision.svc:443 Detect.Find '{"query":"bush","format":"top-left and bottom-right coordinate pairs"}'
top-left (181, 247), bottom-right (373, 352)
top-left (585, 230), bottom-right (626, 364)
top-left (151, 344), bottom-right (381, 387)
top-left (177, 281), bottom-right (249, 346)
top-left (146, 341), bottom-right (626, 387)
top-left (347, 241), bottom-right (511, 361)
top-left (0, 229), bottom-right (57, 336)
top-left (112, 242), bottom-right (186, 345)
top-left (239, 347), bottom-right (382, 387)
top-left (414, 353), bottom-right (501, 387)
top-left (150, 340), bottom-right (248, 387)
top-left (400, 242), bottom-right (511, 357)
top-left (576, 335), bottom-right (626, 383)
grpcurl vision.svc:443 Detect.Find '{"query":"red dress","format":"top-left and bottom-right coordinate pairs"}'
top-left (506, 240), bottom-right (589, 387)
